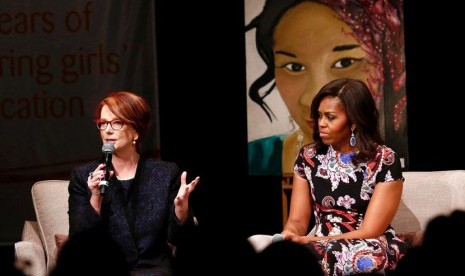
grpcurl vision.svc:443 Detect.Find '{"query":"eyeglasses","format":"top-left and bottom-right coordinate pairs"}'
top-left (96, 120), bottom-right (124, 130)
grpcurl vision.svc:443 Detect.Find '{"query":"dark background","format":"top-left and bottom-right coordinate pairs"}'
top-left (2, 0), bottom-right (464, 274)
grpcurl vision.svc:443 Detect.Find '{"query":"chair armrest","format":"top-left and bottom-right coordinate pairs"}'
top-left (397, 231), bottom-right (424, 248)
top-left (14, 240), bottom-right (47, 276)
top-left (247, 234), bottom-right (273, 253)
top-left (14, 221), bottom-right (47, 276)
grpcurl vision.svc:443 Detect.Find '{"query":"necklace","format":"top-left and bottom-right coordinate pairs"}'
top-left (329, 145), bottom-right (356, 165)
top-left (339, 151), bottom-right (356, 164)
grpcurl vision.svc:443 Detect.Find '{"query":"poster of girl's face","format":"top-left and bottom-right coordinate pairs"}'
top-left (245, 0), bottom-right (408, 176)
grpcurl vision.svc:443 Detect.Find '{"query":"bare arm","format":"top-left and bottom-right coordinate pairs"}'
top-left (282, 172), bottom-right (313, 238)
top-left (291, 179), bottom-right (403, 243)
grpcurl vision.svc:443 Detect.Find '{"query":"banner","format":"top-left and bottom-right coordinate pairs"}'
top-left (0, 0), bottom-right (159, 183)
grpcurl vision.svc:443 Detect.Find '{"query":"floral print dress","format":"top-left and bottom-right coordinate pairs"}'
top-left (294, 143), bottom-right (409, 275)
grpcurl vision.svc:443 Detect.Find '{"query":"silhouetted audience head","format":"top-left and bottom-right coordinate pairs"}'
top-left (394, 210), bottom-right (465, 275)
top-left (51, 225), bottom-right (129, 276)
top-left (173, 229), bottom-right (256, 276)
top-left (251, 240), bottom-right (323, 276)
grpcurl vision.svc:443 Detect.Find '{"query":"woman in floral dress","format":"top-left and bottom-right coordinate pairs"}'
top-left (281, 78), bottom-right (409, 275)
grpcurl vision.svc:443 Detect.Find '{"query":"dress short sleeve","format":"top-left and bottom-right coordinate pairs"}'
top-left (374, 145), bottom-right (404, 184)
top-left (293, 144), bottom-right (318, 178)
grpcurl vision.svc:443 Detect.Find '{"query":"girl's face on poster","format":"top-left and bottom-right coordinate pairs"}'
top-left (273, 2), bottom-right (378, 138)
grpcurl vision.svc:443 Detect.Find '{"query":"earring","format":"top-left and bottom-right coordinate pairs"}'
top-left (133, 139), bottom-right (136, 145)
top-left (350, 130), bottom-right (356, 147)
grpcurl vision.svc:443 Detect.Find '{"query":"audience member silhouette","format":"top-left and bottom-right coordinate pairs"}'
top-left (173, 229), bottom-right (257, 276)
top-left (251, 240), bottom-right (324, 276)
top-left (51, 224), bottom-right (130, 276)
top-left (394, 210), bottom-right (465, 275)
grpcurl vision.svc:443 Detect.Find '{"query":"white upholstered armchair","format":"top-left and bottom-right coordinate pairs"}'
top-left (14, 180), bottom-right (69, 276)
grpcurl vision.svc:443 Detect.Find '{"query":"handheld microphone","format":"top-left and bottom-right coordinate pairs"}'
top-left (272, 233), bottom-right (284, 243)
top-left (99, 143), bottom-right (115, 196)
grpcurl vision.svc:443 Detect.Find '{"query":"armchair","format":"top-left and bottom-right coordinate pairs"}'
top-left (14, 180), bottom-right (69, 276)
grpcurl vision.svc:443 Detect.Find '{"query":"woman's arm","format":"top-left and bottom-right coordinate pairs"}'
top-left (293, 179), bottom-right (403, 243)
top-left (282, 172), bottom-right (313, 238)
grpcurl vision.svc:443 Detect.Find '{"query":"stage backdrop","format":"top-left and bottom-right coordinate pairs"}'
top-left (0, 0), bottom-right (160, 184)
top-left (245, 0), bottom-right (408, 176)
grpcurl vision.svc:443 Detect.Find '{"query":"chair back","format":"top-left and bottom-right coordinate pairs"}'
top-left (391, 170), bottom-right (465, 233)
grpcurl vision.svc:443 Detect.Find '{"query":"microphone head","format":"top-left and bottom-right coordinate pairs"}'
top-left (272, 233), bottom-right (284, 243)
top-left (102, 143), bottom-right (115, 153)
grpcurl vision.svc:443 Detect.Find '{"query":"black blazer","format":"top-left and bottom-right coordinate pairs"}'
top-left (68, 157), bottom-right (196, 270)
